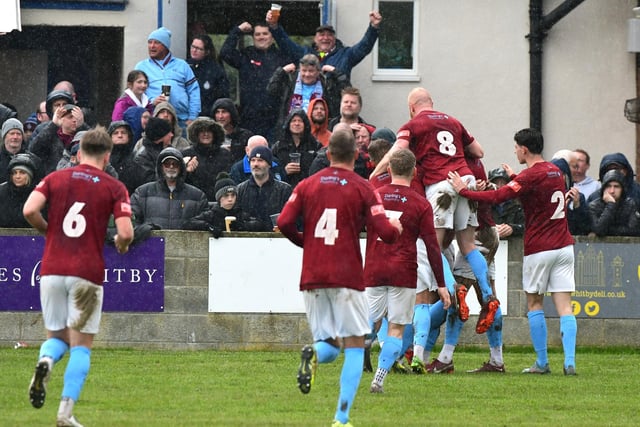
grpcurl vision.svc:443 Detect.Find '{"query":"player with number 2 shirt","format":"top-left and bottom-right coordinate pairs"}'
top-left (448, 127), bottom-right (577, 376)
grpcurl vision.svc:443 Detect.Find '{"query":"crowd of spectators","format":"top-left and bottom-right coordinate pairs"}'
top-left (1, 9), bottom-right (640, 238)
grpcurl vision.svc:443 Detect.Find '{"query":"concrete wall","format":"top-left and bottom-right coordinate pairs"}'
top-left (1, 229), bottom-right (638, 350)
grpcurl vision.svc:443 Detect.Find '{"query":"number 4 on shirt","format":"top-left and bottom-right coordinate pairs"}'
top-left (314, 208), bottom-right (339, 245)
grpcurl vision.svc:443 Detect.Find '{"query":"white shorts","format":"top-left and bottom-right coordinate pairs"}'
top-left (303, 288), bottom-right (370, 340)
top-left (416, 239), bottom-right (438, 293)
top-left (453, 227), bottom-right (499, 281)
top-left (425, 176), bottom-right (479, 231)
top-left (417, 240), bottom-right (455, 293)
top-left (522, 245), bottom-right (575, 294)
top-left (366, 286), bottom-right (416, 325)
top-left (40, 275), bottom-right (104, 334)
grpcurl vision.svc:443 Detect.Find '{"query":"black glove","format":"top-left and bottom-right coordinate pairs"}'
top-left (208, 225), bottom-right (223, 239)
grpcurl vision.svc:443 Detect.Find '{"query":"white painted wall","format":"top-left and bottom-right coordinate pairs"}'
top-left (344, 0), bottom-right (637, 178)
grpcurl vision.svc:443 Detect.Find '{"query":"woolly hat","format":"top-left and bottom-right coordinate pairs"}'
top-left (371, 127), bottom-right (396, 144)
top-left (24, 116), bottom-right (38, 132)
top-left (148, 27), bottom-right (171, 50)
top-left (145, 117), bottom-right (173, 141)
top-left (11, 164), bottom-right (33, 180)
top-left (249, 145), bottom-right (273, 165)
top-left (214, 172), bottom-right (238, 202)
top-left (2, 118), bottom-right (23, 140)
top-left (8, 153), bottom-right (36, 180)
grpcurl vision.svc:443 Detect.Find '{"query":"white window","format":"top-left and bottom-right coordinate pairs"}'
top-left (373, 0), bottom-right (419, 81)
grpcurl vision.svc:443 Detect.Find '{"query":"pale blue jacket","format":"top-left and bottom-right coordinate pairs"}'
top-left (135, 54), bottom-right (201, 127)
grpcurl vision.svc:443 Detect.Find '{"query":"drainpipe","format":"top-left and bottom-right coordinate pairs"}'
top-left (157, 0), bottom-right (163, 27)
top-left (527, 0), bottom-right (586, 131)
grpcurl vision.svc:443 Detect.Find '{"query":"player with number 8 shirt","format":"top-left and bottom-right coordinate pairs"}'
top-left (278, 126), bottom-right (401, 427)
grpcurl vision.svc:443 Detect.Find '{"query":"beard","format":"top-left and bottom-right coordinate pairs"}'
top-left (163, 169), bottom-right (179, 180)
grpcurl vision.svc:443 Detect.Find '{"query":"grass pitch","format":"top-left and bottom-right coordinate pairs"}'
top-left (2, 346), bottom-right (639, 426)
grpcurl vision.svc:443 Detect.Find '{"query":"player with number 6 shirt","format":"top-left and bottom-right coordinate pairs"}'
top-left (23, 126), bottom-right (134, 426)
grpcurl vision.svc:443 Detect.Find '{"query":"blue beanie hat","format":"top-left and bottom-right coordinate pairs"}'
top-left (148, 27), bottom-right (171, 50)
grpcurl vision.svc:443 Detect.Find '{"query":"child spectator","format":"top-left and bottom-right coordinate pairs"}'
top-left (182, 172), bottom-right (260, 236)
top-left (112, 70), bottom-right (154, 121)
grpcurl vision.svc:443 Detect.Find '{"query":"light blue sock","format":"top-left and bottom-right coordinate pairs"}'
top-left (441, 253), bottom-right (456, 294)
top-left (465, 249), bottom-right (492, 300)
top-left (39, 337), bottom-right (69, 363)
top-left (425, 300), bottom-right (446, 351)
top-left (443, 312), bottom-right (464, 346)
top-left (413, 304), bottom-right (431, 347)
top-left (377, 317), bottom-right (389, 345)
top-left (314, 341), bottom-right (340, 364)
top-left (560, 315), bottom-right (577, 368)
top-left (378, 336), bottom-right (401, 371)
top-left (334, 348), bottom-right (364, 425)
top-left (62, 346), bottom-right (91, 402)
top-left (401, 323), bottom-right (413, 355)
top-left (486, 306), bottom-right (503, 348)
top-left (527, 310), bottom-right (548, 367)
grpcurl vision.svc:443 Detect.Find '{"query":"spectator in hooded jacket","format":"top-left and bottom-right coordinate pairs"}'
top-left (271, 109), bottom-right (321, 189)
top-left (131, 147), bottom-right (208, 230)
top-left (108, 120), bottom-right (141, 195)
top-left (123, 106), bottom-right (150, 144)
top-left (182, 117), bottom-right (233, 202)
top-left (588, 152), bottom-right (640, 207)
top-left (211, 98), bottom-right (253, 163)
top-left (0, 153), bottom-right (41, 228)
top-left (135, 27), bottom-right (201, 130)
top-left (219, 21), bottom-right (292, 141)
top-left (266, 10), bottom-right (382, 81)
top-left (237, 145), bottom-right (292, 231)
top-left (588, 170), bottom-right (640, 237)
top-left (134, 117), bottom-right (174, 184)
top-left (151, 102), bottom-right (191, 151)
top-left (267, 53), bottom-right (348, 141)
top-left (188, 34), bottom-right (230, 117)
top-left (307, 97), bottom-right (332, 148)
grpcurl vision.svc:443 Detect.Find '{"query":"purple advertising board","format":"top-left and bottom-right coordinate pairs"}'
top-left (0, 236), bottom-right (164, 312)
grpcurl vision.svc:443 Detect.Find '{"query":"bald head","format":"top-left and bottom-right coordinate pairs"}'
top-left (245, 135), bottom-right (269, 155)
top-left (408, 87), bottom-right (433, 117)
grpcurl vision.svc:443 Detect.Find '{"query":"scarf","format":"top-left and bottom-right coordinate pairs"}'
top-left (57, 128), bottom-right (74, 149)
top-left (289, 74), bottom-right (323, 113)
top-left (124, 88), bottom-right (150, 108)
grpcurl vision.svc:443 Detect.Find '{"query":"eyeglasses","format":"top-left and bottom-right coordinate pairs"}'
top-left (162, 161), bottom-right (180, 169)
top-left (190, 45), bottom-right (205, 52)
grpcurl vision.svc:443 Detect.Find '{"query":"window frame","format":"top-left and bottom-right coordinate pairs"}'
top-left (372, 0), bottom-right (420, 82)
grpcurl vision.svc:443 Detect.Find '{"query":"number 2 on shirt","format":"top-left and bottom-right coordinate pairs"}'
top-left (314, 208), bottom-right (339, 245)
